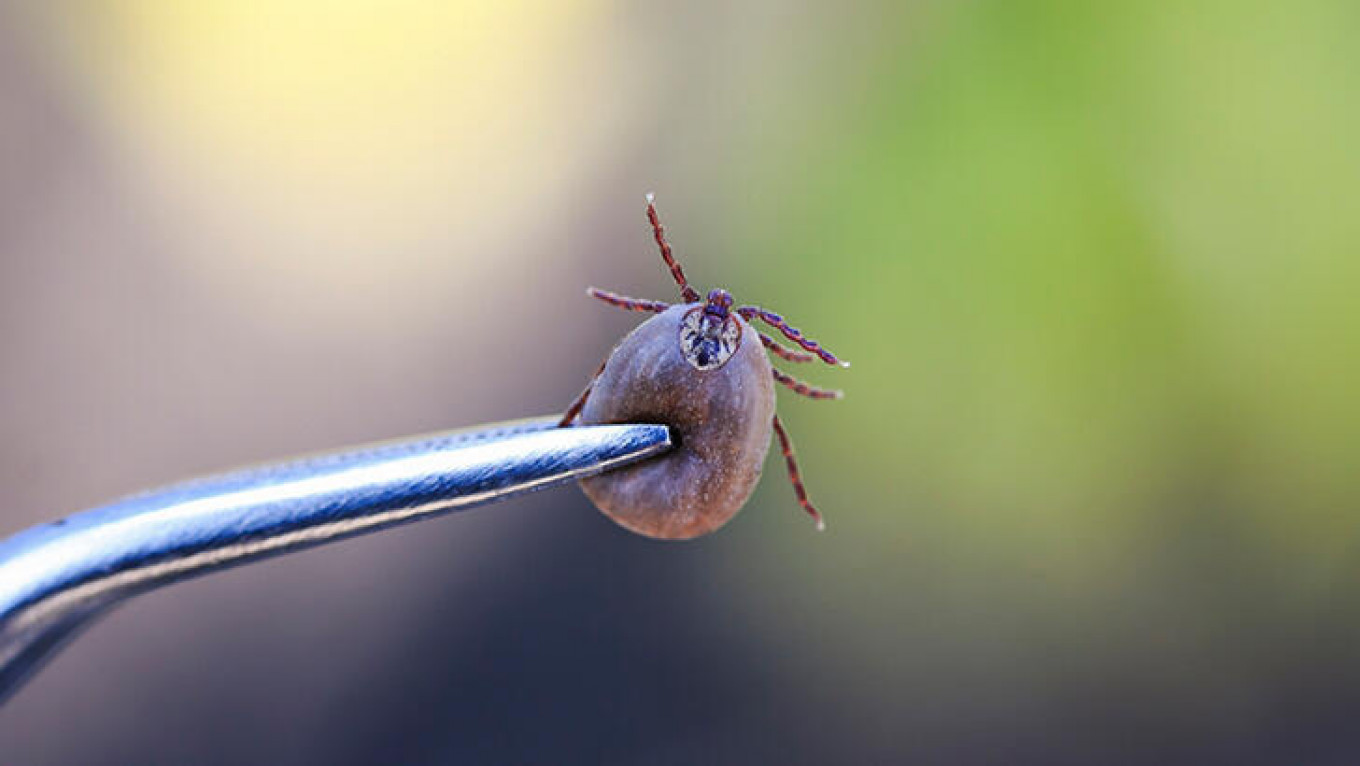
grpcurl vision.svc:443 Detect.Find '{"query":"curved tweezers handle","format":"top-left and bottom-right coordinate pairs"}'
top-left (0, 417), bottom-right (672, 703)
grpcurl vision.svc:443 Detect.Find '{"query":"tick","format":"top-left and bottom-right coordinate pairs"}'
top-left (560, 194), bottom-right (848, 539)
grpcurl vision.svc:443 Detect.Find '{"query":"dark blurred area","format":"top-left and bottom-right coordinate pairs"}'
top-left (2, 2), bottom-right (1359, 764)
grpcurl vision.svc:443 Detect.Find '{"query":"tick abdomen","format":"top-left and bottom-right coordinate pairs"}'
top-left (579, 304), bottom-right (775, 539)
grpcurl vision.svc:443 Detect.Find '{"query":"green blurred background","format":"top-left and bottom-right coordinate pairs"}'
top-left (1, 1), bottom-right (1357, 763)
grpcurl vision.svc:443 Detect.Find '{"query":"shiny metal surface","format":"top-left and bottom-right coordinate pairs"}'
top-left (0, 417), bottom-right (672, 703)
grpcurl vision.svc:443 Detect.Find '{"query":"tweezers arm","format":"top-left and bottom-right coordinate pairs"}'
top-left (0, 417), bottom-right (671, 703)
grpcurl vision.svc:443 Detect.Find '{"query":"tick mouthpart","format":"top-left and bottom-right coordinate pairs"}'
top-left (704, 288), bottom-right (734, 319)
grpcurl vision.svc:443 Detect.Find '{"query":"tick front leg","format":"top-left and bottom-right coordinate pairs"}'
top-left (645, 193), bottom-right (702, 304)
top-left (772, 414), bottom-right (825, 530)
top-left (588, 287), bottom-right (670, 314)
top-left (772, 369), bottom-right (844, 400)
top-left (737, 306), bottom-right (848, 368)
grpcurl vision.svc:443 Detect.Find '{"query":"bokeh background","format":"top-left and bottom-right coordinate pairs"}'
top-left (2, 1), bottom-right (1357, 763)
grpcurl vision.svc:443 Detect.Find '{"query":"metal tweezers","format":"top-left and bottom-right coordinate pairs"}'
top-left (0, 417), bottom-right (671, 704)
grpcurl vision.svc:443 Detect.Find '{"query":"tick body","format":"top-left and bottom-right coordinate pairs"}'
top-left (580, 305), bottom-right (773, 538)
top-left (562, 194), bottom-right (847, 539)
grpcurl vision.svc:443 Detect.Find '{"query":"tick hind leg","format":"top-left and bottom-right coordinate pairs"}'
top-left (588, 287), bottom-right (670, 314)
top-left (772, 414), bottom-right (825, 530)
top-left (559, 357), bottom-right (608, 427)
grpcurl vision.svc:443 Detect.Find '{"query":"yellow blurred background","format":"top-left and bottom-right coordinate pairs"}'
top-left (1, 1), bottom-right (1357, 763)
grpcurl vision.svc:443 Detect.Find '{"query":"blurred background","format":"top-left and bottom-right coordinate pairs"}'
top-left (1, 1), bottom-right (1357, 763)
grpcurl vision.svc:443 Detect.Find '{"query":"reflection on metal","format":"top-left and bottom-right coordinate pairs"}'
top-left (0, 417), bottom-right (671, 703)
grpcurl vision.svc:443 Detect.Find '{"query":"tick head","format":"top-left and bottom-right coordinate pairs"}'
top-left (704, 288), bottom-right (734, 318)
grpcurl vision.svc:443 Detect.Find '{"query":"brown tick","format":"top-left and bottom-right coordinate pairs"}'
top-left (560, 194), bottom-right (848, 539)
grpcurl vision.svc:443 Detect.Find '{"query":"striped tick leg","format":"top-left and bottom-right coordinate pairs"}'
top-left (772, 368), bottom-right (843, 400)
top-left (568, 286), bottom-right (668, 426)
top-left (645, 193), bottom-right (702, 304)
top-left (587, 287), bottom-right (670, 314)
top-left (737, 306), bottom-right (849, 368)
top-left (759, 332), bottom-right (817, 363)
top-left (559, 357), bottom-right (609, 427)
top-left (772, 414), bottom-right (825, 530)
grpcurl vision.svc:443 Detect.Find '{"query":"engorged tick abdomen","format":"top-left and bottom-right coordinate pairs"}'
top-left (579, 304), bottom-right (775, 539)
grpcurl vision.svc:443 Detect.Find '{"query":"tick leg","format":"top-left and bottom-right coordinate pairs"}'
top-left (772, 368), bottom-right (844, 400)
top-left (558, 357), bottom-right (609, 427)
top-left (772, 414), bottom-right (825, 531)
top-left (645, 193), bottom-right (702, 304)
top-left (759, 332), bottom-right (816, 363)
top-left (588, 287), bottom-right (670, 314)
top-left (737, 306), bottom-right (848, 368)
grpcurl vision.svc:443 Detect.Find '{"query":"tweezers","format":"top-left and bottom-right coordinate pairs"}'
top-left (0, 416), bottom-right (672, 704)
